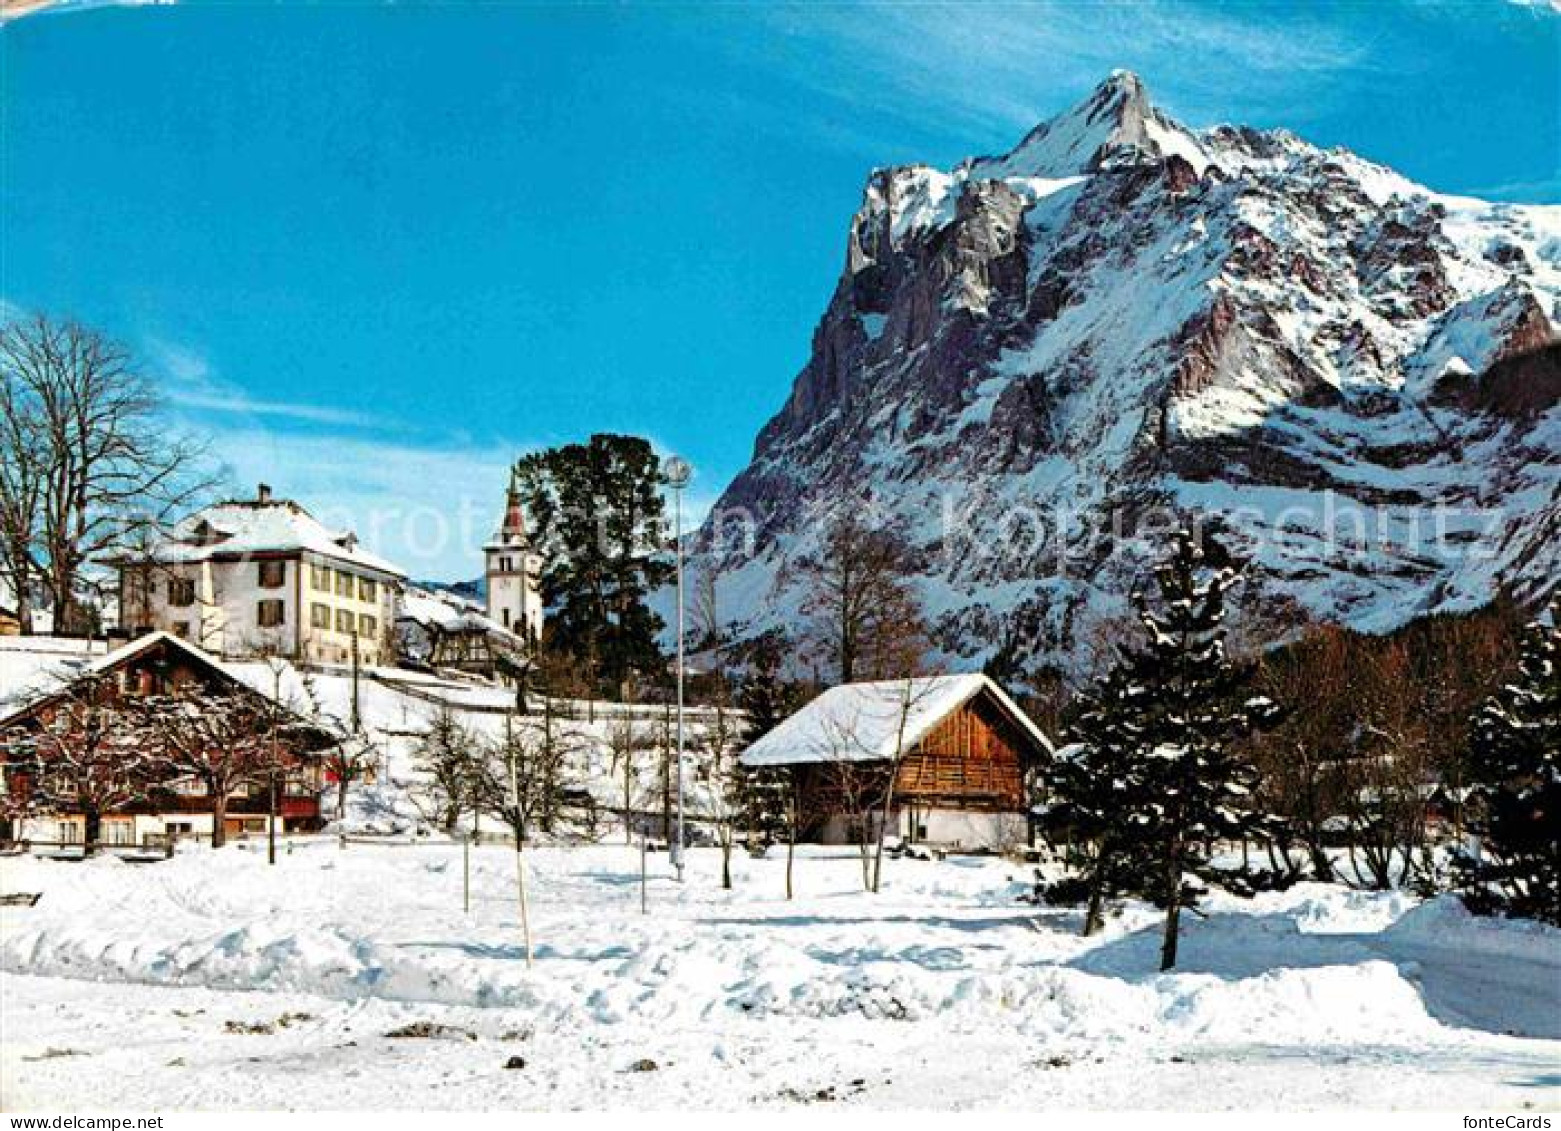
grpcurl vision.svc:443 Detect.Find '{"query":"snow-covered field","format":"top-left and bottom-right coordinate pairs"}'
top-left (1, 840), bottom-right (1558, 1110)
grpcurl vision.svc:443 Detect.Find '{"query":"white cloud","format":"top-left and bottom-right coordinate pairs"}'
top-left (707, 0), bottom-right (1375, 155)
top-left (138, 332), bottom-right (525, 581)
top-left (144, 336), bottom-right (396, 431)
top-left (168, 390), bottom-right (394, 429)
top-left (0, 0), bottom-right (174, 25)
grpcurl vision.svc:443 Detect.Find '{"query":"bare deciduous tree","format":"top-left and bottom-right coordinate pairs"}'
top-left (869, 675), bottom-right (938, 894)
top-left (796, 511), bottom-right (926, 684)
top-left (694, 676), bottom-right (745, 889)
top-left (323, 735), bottom-right (376, 826)
top-left (814, 702), bottom-right (891, 893)
top-left (0, 315), bottom-right (213, 635)
top-left (462, 716), bottom-right (541, 965)
top-left (1247, 624), bottom-right (1357, 881)
top-left (134, 690), bottom-right (280, 849)
top-left (0, 367), bottom-right (45, 634)
top-left (410, 707), bottom-right (477, 835)
top-left (7, 676), bottom-right (162, 851)
top-left (1341, 643), bottom-right (1434, 889)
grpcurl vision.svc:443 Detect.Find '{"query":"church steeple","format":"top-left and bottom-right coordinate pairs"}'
top-left (496, 468), bottom-right (528, 546)
top-left (484, 471), bottom-right (542, 643)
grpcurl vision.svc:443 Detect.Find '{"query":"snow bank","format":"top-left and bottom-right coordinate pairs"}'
top-left (1386, 895), bottom-right (1561, 963)
top-left (1, 845), bottom-right (1554, 1056)
top-left (0, 917), bottom-right (1440, 1050)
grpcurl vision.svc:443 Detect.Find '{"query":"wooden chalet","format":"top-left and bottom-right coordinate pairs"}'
top-left (396, 588), bottom-right (531, 685)
top-left (0, 631), bottom-right (340, 847)
top-left (740, 673), bottom-right (1053, 850)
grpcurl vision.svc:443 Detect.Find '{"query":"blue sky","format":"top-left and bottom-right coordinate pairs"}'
top-left (2, 0), bottom-right (1557, 579)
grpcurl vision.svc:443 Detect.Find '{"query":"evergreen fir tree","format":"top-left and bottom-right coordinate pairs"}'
top-left (514, 434), bottom-right (673, 696)
top-left (1042, 664), bottom-right (1157, 935)
top-left (733, 634), bottom-right (796, 849)
top-left (1451, 601), bottom-right (1560, 925)
top-left (1115, 529), bottom-right (1278, 970)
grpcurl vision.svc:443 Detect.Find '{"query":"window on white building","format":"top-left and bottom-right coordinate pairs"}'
top-left (335, 570), bottom-right (354, 596)
top-left (310, 603), bottom-right (331, 629)
top-left (258, 560), bottom-right (287, 589)
top-left (167, 577), bottom-right (195, 607)
top-left (257, 599), bottom-right (286, 628)
top-left (358, 614), bottom-right (377, 638)
top-left (358, 577), bottom-right (377, 603)
top-left (335, 608), bottom-right (354, 634)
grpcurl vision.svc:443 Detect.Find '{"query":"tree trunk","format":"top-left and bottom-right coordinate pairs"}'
top-left (870, 789), bottom-right (894, 894)
top-left (785, 828), bottom-right (795, 901)
top-left (1160, 850), bottom-right (1183, 971)
top-left (721, 842), bottom-right (732, 890)
top-left (82, 808), bottom-right (101, 855)
top-left (513, 830), bottom-right (534, 968)
top-left (11, 564), bottom-right (33, 635)
top-left (1307, 838), bottom-right (1334, 882)
top-left (1083, 850), bottom-right (1108, 937)
top-left (211, 792), bottom-right (229, 848)
top-left (337, 774), bottom-right (349, 824)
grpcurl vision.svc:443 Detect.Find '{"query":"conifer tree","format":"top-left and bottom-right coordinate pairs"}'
top-left (1116, 530), bottom-right (1277, 969)
top-left (733, 634), bottom-right (796, 849)
top-left (1042, 665), bottom-right (1156, 935)
top-left (1451, 602), bottom-right (1560, 925)
top-left (513, 434), bottom-right (672, 697)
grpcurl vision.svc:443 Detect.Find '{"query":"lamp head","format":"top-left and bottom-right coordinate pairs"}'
top-left (663, 455), bottom-right (692, 489)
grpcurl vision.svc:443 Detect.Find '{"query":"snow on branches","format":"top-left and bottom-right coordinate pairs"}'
top-left (1046, 529), bottom-right (1281, 968)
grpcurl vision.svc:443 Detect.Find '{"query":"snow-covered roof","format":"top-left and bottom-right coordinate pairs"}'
top-left (73, 630), bottom-right (193, 679)
top-left (740, 673), bottom-right (1052, 768)
top-left (123, 496), bottom-right (405, 579)
top-left (0, 630), bottom-right (345, 738)
top-left (398, 586), bottom-right (480, 628)
top-left (0, 636), bottom-right (108, 715)
top-left (397, 586), bottom-right (525, 649)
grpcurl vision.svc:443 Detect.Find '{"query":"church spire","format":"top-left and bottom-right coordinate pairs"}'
top-left (497, 469), bottom-right (527, 544)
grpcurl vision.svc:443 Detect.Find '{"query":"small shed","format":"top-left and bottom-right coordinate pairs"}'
top-left (741, 673), bottom-right (1053, 850)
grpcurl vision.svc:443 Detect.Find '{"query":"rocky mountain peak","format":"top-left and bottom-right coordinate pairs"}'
top-left (689, 74), bottom-right (1561, 674)
top-left (970, 70), bottom-right (1207, 179)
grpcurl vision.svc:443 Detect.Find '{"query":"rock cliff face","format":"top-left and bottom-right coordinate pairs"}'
top-left (692, 72), bottom-right (1561, 671)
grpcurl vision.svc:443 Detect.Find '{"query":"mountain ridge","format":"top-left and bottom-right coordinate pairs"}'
top-left (685, 73), bottom-right (1561, 672)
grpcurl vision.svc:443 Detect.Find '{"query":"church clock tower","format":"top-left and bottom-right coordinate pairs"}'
top-left (484, 472), bottom-right (542, 644)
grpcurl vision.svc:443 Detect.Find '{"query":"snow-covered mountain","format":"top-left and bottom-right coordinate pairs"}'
top-left (690, 72), bottom-right (1561, 671)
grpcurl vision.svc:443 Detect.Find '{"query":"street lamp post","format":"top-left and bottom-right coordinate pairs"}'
top-left (663, 455), bottom-right (692, 882)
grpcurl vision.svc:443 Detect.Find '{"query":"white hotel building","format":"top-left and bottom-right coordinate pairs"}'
top-left (115, 485), bottom-right (406, 666)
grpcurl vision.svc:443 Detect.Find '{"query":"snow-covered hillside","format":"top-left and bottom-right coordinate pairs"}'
top-left (690, 71), bottom-right (1561, 670)
top-left (2, 843), bottom-right (1557, 1109)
